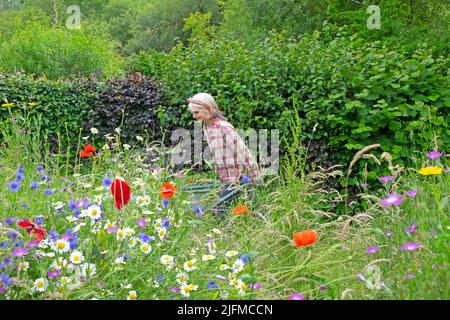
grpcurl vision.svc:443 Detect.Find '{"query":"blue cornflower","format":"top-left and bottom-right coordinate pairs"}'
top-left (0, 242), bottom-right (7, 248)
top-left (7, 181), bottom-right (20, 192)
top-left (0, 273), bottom-right (12, 286)
top-left (15, 173), bottom-right (25, 181)
top-left (194, 205), bottom-right (203, 217)
top-left (69, 236), bottom-right (78, 250)
top-left (138, 233), bottom-right (154, 243)
top-left (68, 200), bottom-right (78, 210)
top-left (36, 217), bottom-right (44, 225)
top-left (163, 198), bottom-right (169, 208)
top-left (43, 189), bottom-right (54, 196)
top-left (162, 219), bottom-right (170, 229)
top-left (29, 181), bottom-right (40, 190)
top-left (40, 175), bottom-right (48, 182)
top-left (207, 281), bottom-right (219, 289)
top-left (48, 230), bottom-right (59, 242)
top-left (36, 165), bottom-right (44, 172)
top-left (156, 274), bottom-right (164, 282)
top-left (241, 175), bottom-right (251, 184)
top-left (102, 176), bottom-right (112, 187)
top-left (240, 254), bottom-right (249, 264)
top-left (3, 218), bottom-right (14, 226)
top-left (17, 167), bottom-right (24, 175)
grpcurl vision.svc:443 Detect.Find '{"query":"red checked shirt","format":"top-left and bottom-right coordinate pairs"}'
top-left (204, 120), bottom-right (262, 182)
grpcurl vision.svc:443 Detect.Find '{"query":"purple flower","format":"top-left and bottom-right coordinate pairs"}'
top-left (241, 176), bottom-right (251, 184)
top-left (356, 273), bottom-right (366, 281)
top-left (43, 189), bottom-right (54, 196)
top-left (406, 223), bottom-right (417, 234)
top-left (7, 181), bottom-right (20, 192)
top-left (3, 218), bottom-right (15, 226)
top-left (102, 177), bottom-right (112, 187)
top-left (426, 150), bottom-right (442, 160)
top-left (381, 193), bottom-right (403, 207)
top-left (319, 285), bottom-right (328, 291)
top-left (430, 231), bottom-right (438, 237)
top-left (17, 167), bottom-right (24, 174)
top-left (207, 281), bottom-right (219, 289)
top-left (253, 283), bottom-right (262, 290)
top-left (61, 177), bottom-right (70, 182)
top-left (162, 198), bottom-right (168, 208)
top-left (404, 189), bottom-right (418, 198)
top-left (36, 165), bottom-right (44, 172)
top-left (47, 269), bottom-right (61, 279)
top-left (406, 273), bottom-right (415, 279)
top-left (289, 293), bottom-right (304, 300)
top-left (194, 205), bottom-right (203, 217)
top-left (136, 218), bottom-right (147, 229)
top-left (386, 230), bottom-right (392, 237)
top-left (400, 242), bottom-right (420, 252)
top-left (216, 275), bottom-right (226, 282)
top-left (138, 233), bottom-right (154, 243)
top-left (29, 181), bottom-right (40, 190)
top-left (239, 254), bottom-right (249, 264)
top-left (26, 240), bottom-right (40, 248)
top-left (107, 226), bottom-right (119, 233)
top-left (0, 274), bottom-right (12, 286)
top-left (12, 248), bottom-right (28, 257)
top-left (378, 176), bottom-right (395, 183)
top-left (366, 246), bottom-right (380, 254)
top-left (170, 287), bottom-right (180, 293)
top-left (16, 173), bottom-right (25, 181)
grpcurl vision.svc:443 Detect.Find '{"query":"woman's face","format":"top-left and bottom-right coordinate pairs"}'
top-left (191, 109), bottom-right (210, 122)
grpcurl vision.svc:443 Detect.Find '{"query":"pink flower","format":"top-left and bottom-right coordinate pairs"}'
top-left (12, 248), bottom-right (28, 257)
top-left (386, 230), bottom-right (392, 237)
top-left (400, 242), bottom-right (420, 252)
top-left (288, 293), bottom-right (305, 300)
top-left (426, 150), bottom-right (442, 159)
top-left (136, 218), bottom-right (147, 229)
top-left (406, 223), bottom-right (417, 234)
top-left (381, 193), bottom-right (403, 207)
top-left (378, 176), bottom-right (395, 183)
top-left (404, 190), bottom-right (418, 198)
top-left (47, 269), bottom-right (61, 278)
top-left (366, 246), bottom-right (380, 254)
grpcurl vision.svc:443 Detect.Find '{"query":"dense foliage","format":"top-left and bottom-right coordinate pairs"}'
top-left (132, 26), bottom-right (450, 176)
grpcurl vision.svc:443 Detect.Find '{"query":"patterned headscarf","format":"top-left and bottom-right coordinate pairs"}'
top-left (187, 93), bottom-right (226, 121)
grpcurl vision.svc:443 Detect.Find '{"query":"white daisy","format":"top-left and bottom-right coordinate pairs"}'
top-left (225, 250), bottom-right (239, 258)
top-left (90, 128), bottom-right (98, 134)
top-left (127, 290), bottom-right (137, 300)
top-left (51, 239), bottom-right (71, 253)
top-left (70, 250), bottom-right (84, 265)
top-left (183, 259), bottom-right (198, 272)
top-left (123, 227), bottom-right (135, 237)
top-left (86, 204), bottom-right (102, 220)
top-left (202, 254), bottom-right (216, 261)
top-left (18, 261), bottom-right (29, 271)
top-left (176, 272), bottom-right (189, 285)
top-left (180, 283), bottom-right (198, 298)
top-left (33, 278), bottom-right (47, 292)
top-left (140, 243), bottom-right (152, 254)
top-left (160, 255), bottom-right (174, 266)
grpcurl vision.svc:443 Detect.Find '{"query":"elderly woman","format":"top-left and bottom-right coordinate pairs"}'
top-left (187, 92), bottom-right (262, 213)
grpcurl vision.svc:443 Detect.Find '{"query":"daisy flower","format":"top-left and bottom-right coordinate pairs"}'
top-left (180, 283), bottom-right (198, 298)
top-left (225, 250), bottom-right (239, 258)
top-left (123, 227), bottom-right (135, 237)
top-left (52, 239), bottom-right (71, 253)
top-left (17, 261), bottom-right (30, 271)
top-left (86, 205), bottom-right (102, 220)
top-left (70, 251), bottom-right (84, 265)
top-left (128, 237), bottom-right (138, 248)
top-left (140, 243), bottom-right (152, 254)
top-left (33, 278), bottom-right (47, 292)
top-left (176, 272), bottom-right (189, 285)
top-left (160, 255), bottom-right (174, 266)
top-left (127, 290), bottom-right (137, 300)
top-left (183, 259), bottom-right (198, 272)
top-left (90, 128), bottom-right (98, 134)
top-left (52, 257), bottom-right (68, 270)
top-left (202, 254), bottom-right (216, 261)
top-left (232, 259), bottom-right (245, 273)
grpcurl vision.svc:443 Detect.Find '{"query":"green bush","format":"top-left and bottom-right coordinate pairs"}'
top-left (0, 21), bottom-right (124, 80)
top-left (0, 71), bottom-right (97, 153)
top-left (131, 25), bottom-right (449, 177)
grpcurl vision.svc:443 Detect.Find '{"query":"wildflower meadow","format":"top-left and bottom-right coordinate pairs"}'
top-left (0, 1), bottom-right (449, 302)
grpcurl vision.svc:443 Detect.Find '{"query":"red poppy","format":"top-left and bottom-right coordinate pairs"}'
top-left (161, 183), bottom-right (177, 199)
top-left (80, 144), bottom-right (96, 158)
top-left (18, 220), bottom-right (46, 242)
top-left (83, 144), bottom-right (96, 153)
top-left (80, 151), bottom-right (93, 158)
top-left (293, 230), bottom-right (318, 248)
top-left (232, 204), bottom-right (249, 214)
top-left (111, 179), bottom-right (131, 210)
